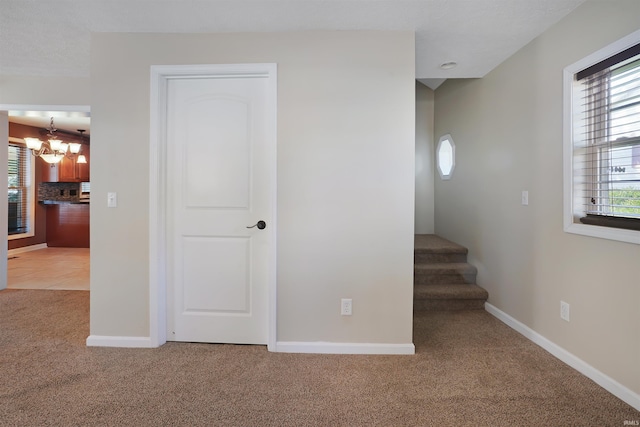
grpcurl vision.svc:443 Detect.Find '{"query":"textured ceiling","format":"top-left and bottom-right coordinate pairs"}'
top-left (1, 0), bottom-right (585, 90)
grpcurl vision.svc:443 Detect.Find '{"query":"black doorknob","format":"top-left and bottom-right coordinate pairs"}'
top-left (247, 220), bottom-right (266, 230)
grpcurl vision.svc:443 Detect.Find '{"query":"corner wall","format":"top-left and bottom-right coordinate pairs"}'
top-left (415, 82), bottom-right (435, 234)
top-left (90, 31), bottom-right (416, 346)
top-left (434, 1), bottom-right (640, 395)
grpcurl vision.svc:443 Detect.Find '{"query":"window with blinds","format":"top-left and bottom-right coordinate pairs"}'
top-left (8, 143), bottom-right (32, 235)
top-left (571, 43), bottom-right (640, 232)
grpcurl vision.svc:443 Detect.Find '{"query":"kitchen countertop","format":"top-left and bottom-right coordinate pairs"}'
top-left (40, 199), bottom-right (90, 205)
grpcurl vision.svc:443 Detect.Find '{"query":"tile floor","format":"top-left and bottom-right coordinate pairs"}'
top-left (7, 248), bottom-right (89, 291)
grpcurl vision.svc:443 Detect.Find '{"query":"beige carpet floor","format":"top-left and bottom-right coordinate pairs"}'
top-left (0, 289), bottom-right (638, 426)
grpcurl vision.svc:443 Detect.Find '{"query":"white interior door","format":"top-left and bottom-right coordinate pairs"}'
top-left (165, 68), bottom-right (275, 345)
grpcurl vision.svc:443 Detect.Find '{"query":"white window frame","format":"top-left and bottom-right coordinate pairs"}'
top-left (563, 29), bottom-right (640, 245)
top-left (7, 137), bottom-right (35, 240)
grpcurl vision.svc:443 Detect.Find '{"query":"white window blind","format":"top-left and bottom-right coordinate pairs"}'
top-left (8, 143), bottom-right (31, 235)
top-left (572, 44), bottom-right (640, 231)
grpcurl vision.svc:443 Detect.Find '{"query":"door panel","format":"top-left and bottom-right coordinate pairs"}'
top-left (166, 72), bottom-right (273, 345)
top-left (183, 97), bottom-right (251, 209)
top-left (182, 236), bottom-right (250, 313)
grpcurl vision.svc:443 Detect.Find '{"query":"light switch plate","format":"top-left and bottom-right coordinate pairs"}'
top-left (107, 192), bottom-right (117, 208)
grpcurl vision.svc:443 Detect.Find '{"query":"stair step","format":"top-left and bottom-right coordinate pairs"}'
top-left (415, 263), bottom-right (477, 274)
top-left (414, 234), bottom-right (467, 254)
top-left (414, 234), bottom-right (469, 264)
top-left (413, 284), bottom-right (488, 311)
top-left (415, 251), bottom-right (468, 264)
top-left (414, 263), bottom-right (477, 285)
top-left (414, 284), bottom-right (488, 300)
top-left (414, 298), bottom-right (486, 311)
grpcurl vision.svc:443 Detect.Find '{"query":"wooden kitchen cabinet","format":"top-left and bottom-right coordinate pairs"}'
top-left (58, 156), bottom-right (77, 181)
top-left (77, 148), bottom-right (90, 181)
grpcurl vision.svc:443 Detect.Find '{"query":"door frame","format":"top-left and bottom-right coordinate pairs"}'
top-left (149, 64), bottom-right (278, 350)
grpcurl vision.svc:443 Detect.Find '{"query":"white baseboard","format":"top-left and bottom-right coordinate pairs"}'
top-left (85, 335), bottom-right (415, 354)
top-left (275, 341), bottom-right (415, 355)
top-left (8, 243), bottom-right (48, 256)
top-left (86, 335), bottom-right (155, 348)
top-left (485, 303), bottom-right (640, 411)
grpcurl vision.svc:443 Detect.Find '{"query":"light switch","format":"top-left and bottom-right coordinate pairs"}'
top-left (521, 190), bottom-right (529, 206)
top-left (107, 192), bottom-right (117, 208)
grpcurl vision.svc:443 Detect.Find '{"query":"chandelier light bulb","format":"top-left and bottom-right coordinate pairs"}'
top-left (24, 137), bottom-right (43, 150)
top-left (49, 139), bottom-right (63, 151)
top-left (69, 143), bottom-right (82, 154)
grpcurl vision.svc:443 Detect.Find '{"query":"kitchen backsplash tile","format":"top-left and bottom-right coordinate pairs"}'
top-left (38, 182), bottom-right (82, 202)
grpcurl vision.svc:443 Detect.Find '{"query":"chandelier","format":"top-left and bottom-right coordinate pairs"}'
top-left (23, 117), bottom-right (87, 164)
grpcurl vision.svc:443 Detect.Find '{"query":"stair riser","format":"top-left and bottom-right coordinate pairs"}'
top-left (414, 273), bottom-right (477, 286)
top-left (413, 299), bottom-right (486, 311)
top-left (414, 253), bottom-right (467, 264)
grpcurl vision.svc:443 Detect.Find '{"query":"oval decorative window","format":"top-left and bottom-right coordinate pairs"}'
top-left (437, 134), bottom-right (455, 180)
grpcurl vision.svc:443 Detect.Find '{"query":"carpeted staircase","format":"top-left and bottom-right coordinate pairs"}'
top-left (414, 234), bottom-right (489, 311)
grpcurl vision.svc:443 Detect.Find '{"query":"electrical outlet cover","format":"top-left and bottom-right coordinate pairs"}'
top-left (560, 301), bottom-right (570, 322)
top-left (341, 298), bottom-right (352, 316)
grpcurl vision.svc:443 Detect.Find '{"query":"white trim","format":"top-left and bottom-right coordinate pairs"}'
top-left (564, 29), bottom-right (640, 77)
top-left (275, 341), bottom-right (415, 355)
top-left (149, 66), bottom-right (167, 348)
top-left (86, 335), bottom-right (154, 348)
top-left (0, 104), bottom-right (90, 114)
top-left (563, 29), bottom-right (640, 245)
top-left (0, 112), bottom-right (7, 292)
top-left (486, 303), bottom-right (640, 411)
top-left (563, 222), bottom-right (640, 245)
top-left (149, 63), bottom-right (278, 350)
top-left (266, 65), bottom-right (279, 352)
top-left (8, 243), bottom-right (47, 256)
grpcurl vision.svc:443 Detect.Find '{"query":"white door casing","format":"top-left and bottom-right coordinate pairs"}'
top-left (149, 64), bottom-right (277, 348)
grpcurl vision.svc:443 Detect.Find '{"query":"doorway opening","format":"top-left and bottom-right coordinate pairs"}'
top-left (2, 107), bottom-right (90, 292)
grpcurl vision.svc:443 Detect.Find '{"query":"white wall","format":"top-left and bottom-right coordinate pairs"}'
top-left (415, 82), bottom-right (435, 234)
top-left (90, 31), bottom-right (416, 345)
top-left (434, 1), bottom-right (640, 395)
top-left (0, 75), bottom-right (91, 106)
